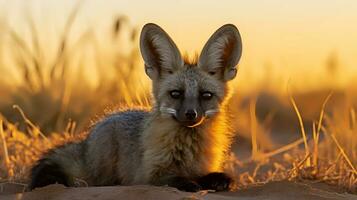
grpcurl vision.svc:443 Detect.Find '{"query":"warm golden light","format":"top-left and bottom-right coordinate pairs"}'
top-left (0, 0), bottom-right (356, 197)
top-left (1, 0), bottom-right (357, 89)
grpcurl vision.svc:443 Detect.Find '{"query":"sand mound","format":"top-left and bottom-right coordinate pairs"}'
top-left (1, 181), bottom-right (355, 200)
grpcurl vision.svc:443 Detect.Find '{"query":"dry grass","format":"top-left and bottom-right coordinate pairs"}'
top-left (223, 92), bottom-right (357, 193)
top-left (0, 6), bottom-right (356, 195)
top-left (1, 95), bottom-right (356, 193)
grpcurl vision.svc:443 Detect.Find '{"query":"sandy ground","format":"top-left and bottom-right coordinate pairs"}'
top-left (1, 181), bottom-right (356, 200)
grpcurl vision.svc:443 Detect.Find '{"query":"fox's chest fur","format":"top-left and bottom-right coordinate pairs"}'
top-left (136, 110), bottom-right (232, 184)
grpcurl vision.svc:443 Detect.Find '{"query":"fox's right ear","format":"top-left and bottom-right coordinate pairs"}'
top-left (140, 23), bottom-right (183, 80)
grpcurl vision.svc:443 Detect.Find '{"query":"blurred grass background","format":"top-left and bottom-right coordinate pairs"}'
top-left (0, 1), bottom-right (356, 193)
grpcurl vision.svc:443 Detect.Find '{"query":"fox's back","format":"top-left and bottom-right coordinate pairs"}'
top-left (85, 109), bottom-right (150, 185)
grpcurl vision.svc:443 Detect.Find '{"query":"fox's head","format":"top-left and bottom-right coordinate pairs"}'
top-left (140, 23), bottom-right (242, 127)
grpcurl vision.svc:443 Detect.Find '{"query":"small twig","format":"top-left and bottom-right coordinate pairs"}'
top-left (330, 134), bottom-right (357, 175)
top-left (316, 92), bottom-right (333, 136)
top-left (290, 95), bottom-right (310, 166)
top-left (288, 153), bottom-right (311, 179)
top-left (0, 120), bottom-right (12, 177)
top-left (249, 97), bottom-right (259, 160)
top-left (12, 105), bottom-right (51, 144)
top-left (261, 138), bottom-right (305, 159)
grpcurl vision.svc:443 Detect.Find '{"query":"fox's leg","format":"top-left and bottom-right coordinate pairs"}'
top-left (166, 176), bottom-right (202, 192)
top-left (196, 172), bottom-right (232, 191)
top-left (148, 172), bottom-right (201, 192)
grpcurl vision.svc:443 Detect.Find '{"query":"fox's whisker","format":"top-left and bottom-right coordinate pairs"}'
top-left (205, 109), bottom-right (219, 117)
top-left (160, 107), bottom-right (177, 116)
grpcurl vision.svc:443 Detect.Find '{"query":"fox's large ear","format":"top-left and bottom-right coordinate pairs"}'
top-left (198, 24), bottom-right (242, 81)
top-left (140, 23), bottom-right (183, 80)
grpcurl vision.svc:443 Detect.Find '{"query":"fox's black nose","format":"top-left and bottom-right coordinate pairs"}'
top-left (185, 109), bottom-right (197, 120)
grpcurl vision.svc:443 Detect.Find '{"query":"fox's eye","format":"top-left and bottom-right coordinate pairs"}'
top-left (201, 92), bottom-right (213, 100)
top-left (170, 90), bottom-right (182, 99)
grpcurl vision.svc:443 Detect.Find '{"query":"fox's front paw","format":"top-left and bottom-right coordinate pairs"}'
top-left (168, 176), bottom-right (202, 192)
top-left (197, 172), bottom-right (232, 191)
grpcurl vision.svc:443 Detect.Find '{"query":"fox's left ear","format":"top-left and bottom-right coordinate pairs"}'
top-left (198, 24), bottom-right (242, 81)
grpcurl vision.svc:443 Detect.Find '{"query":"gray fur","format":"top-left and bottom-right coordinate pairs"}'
top-left (84, 110), bottom-right (148, 185)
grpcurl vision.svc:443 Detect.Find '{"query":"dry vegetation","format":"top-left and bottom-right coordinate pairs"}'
top-left (0, 6), bottom-right (356, 194)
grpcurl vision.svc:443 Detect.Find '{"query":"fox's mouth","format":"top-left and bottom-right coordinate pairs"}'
top-left (185, 117), bottom-right (205, 128)
top-left (172, 116), bottom-right (205, 128)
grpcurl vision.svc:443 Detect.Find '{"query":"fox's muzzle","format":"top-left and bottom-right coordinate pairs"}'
top-left (173, 107), bottom-right (204, 127)
top-left (185, 109), bottom-right (197, 121)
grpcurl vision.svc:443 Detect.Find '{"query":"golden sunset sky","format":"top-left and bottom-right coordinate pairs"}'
top-left (1, 0), bottom-right (357, 88)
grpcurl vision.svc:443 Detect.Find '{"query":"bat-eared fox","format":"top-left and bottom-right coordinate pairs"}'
top-left (29, 23), bottom-right (242, 192)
